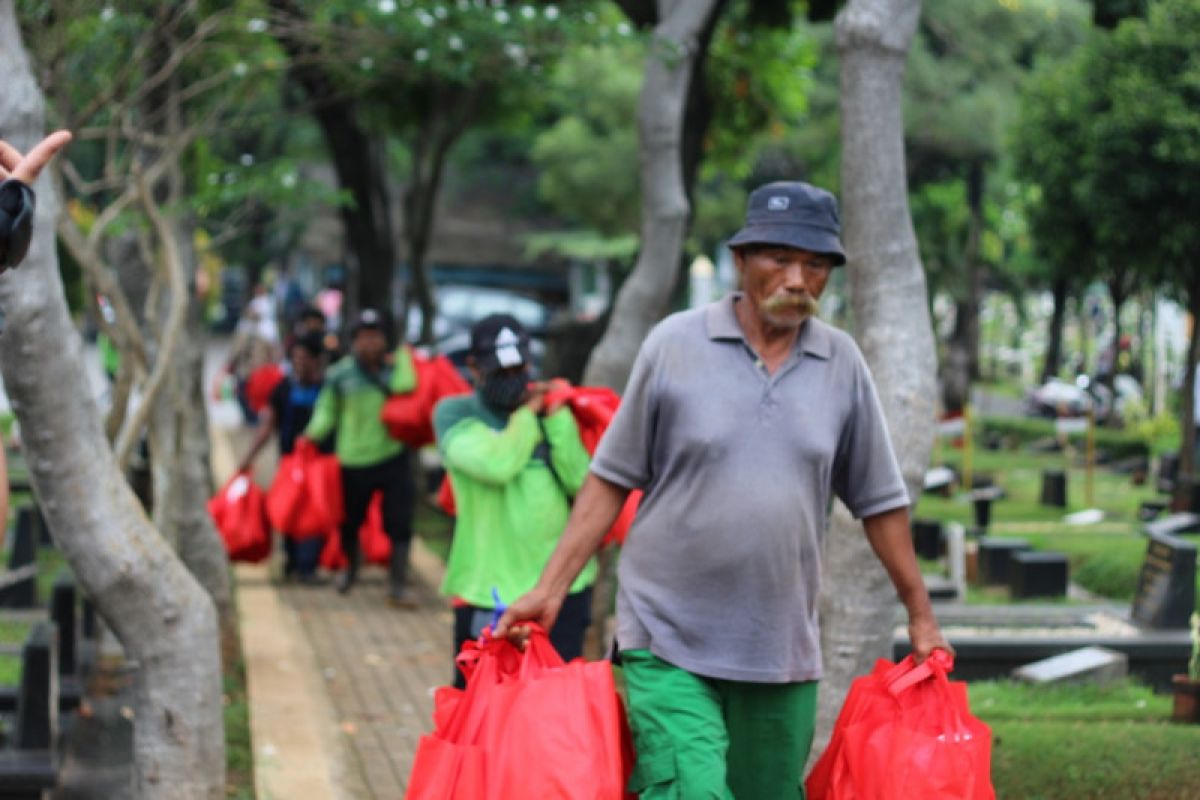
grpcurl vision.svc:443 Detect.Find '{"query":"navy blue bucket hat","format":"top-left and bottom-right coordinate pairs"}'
top-left (727, 181), bottom-right (847, 265)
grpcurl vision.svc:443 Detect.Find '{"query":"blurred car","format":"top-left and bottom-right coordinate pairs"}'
top-left (1025, 374), bottom-right (1142, 422)
top-left (406, 285), bottom-right (553, 379)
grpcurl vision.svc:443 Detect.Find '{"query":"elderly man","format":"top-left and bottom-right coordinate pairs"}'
top-left (496, 181), bottom-right (950, 799)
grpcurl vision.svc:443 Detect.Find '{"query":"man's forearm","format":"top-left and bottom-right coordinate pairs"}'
top-left (537, 472), bottom-right (630, 596)
top-left (862, 506), bottom-right (936, 622)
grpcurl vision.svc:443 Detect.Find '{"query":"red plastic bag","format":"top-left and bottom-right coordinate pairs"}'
top-left (807, 650), bottom-right (994, 800)
top-left (382, 347), bottom-right (471, 447)
top-left (406, 625), bottom-right (635, 800)
top-left (208, 471), bottom-right (272, 563)
top-left (266, 439), bottom-right (342, 538)
top-left (245, 363), bottom-right (285, 413)
top-left (436, 382), bottom-right (642, 546)
top-left (319, 493), bottom-right (392, 569)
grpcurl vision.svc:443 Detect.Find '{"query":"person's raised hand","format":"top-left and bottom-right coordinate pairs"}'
top-left (492, 586), bottom-right (564, 650)
top-left (0, 131), bottom-right (72, 185)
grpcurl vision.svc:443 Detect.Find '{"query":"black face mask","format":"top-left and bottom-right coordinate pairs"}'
top-left (0, 180), bottom-right (36, 272)
top-left (480, 371), bottom-right (527, 412)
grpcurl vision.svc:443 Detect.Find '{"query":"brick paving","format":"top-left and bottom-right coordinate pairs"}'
top-left (274, 544), bottom-right (453, 798)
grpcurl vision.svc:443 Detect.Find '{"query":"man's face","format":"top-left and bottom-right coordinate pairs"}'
top-left (734, 245), bottom-right (833, 330)
top-left (291, 346), bottom-right (323, 383)
top-left (351, 327), bottom-right (387, 361)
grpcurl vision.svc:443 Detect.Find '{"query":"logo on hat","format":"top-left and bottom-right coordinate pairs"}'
top-left (767, 196), bottom-right (790, 211)
top-left (495, 327), bottom-right (523, 368)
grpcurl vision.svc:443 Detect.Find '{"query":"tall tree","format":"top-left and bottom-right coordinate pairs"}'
top-left (582, 0), bottom-right (726, 390)
top-left (0, 3), bottom-right (224, 795)
top-left (815, 0), bottom-right (935, 747)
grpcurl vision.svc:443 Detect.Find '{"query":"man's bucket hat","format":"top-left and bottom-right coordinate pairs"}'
top-left (727, 181), bottom-right (847, 265)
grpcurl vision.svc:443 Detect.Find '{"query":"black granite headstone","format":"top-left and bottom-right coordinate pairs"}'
top-left (1157, 452), bottom-right (1180, 495)
top-left (912, 519), bottom-right (943, 560)
top-left (0, 507), bottom-right (39, 608)
top-left (972, 487), bottom-right (1003, 530)
top-left (50, 575), bottom-right (76, 678)
top-left (1131, 532), bottom-right (1196, 629)
top-left (15, 621), bottom-right (58, 750)
top-left (978, 537), bottom-right (1032, 585)
top-left (1040, 470), bottom-right (1067, 507)
top-left (1009, 551), bottom-right (1069, 599)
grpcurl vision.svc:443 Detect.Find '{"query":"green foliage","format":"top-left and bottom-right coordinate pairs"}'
top-left (530, 36), bottom-right (643, 240)
top-left (1014, 0), bottom-right (1200, 301)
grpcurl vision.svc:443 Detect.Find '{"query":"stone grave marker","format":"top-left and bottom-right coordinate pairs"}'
top-left (1009, 551), bottom-right (1069, 599)
top-left (1131, 532), bottom-right (1196, 629)
top-left (978, 537), bottom-right (1031, 585)
top-left (912, 519), bottom-right (943, 561)
top-left (1040, 470), bottom-right (1067, 508)
top-left (1012, 646), bottom-right (1129, 686)
top-left (1143, 512), bottom-right (1200, 539)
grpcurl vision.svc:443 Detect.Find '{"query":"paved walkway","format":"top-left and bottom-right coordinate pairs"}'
top-left (213, 421), bottom-right (451, 799)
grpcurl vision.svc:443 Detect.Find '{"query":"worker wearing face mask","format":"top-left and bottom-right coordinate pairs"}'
top-left (432, 314), bottom-right (596, 688)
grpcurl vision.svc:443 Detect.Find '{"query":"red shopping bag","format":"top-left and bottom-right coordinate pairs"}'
top-left (245, 363), bottom-right (285, 413)
top-left (208, 471), bottom-right (272, 563)
top-left (807, 650), bottom-right (994, 800)
top-left (381, 347), bottom-right (471, 447)
top-left (318, 493), bottom-right (392, 569)
top-left (266, 439), bottom-right (341, 538)
top-left (406, 625), bottom-right (635, 800)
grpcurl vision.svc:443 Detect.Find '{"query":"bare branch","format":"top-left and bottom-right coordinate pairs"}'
top-left (114, 170), bottom-right (191, 469)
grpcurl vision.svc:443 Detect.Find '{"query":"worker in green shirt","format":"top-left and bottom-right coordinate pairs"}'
top-left (433, 314), bottom-right (596, 688)
top-left (303, 308), bottom-right (418, 605)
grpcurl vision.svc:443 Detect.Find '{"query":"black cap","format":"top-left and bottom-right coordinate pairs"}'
top-left (727, 181), bottom-right (846, 265)
top-left (350, 307), bottom-right (387, 336)
top-left (469, 314), bottom-right (532, 375)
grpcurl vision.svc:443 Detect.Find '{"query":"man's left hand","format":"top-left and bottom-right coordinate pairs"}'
top-left (908, 614), bottom-right (954, 665)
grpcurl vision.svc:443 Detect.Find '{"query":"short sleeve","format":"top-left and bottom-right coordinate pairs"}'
top-left (590, 333), bottom-right (661, 490)
top-left (830, 348), bottom-right (910, 519)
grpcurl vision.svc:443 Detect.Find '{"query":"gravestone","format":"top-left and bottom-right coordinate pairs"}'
top-left (1131, 532), bottom-right (1196, 629)
top-left (14, 621), bottom-right (58, 751)
top-left (1009, 551), bottom-right (1069, 599)
top-left (0, 508), bottom-right (39, 608)
top-left (50, 575), bottom-right (76, 678)
top-left (1157, 452), bottom-right (1179, 494)
top-left (1012, 646), bottom-right (1128, 686)
top-left (1138, 500), bottom-right (1168, 522)
top-left (1040, 470), bottom-right (1067, 507)
top-left (1143, 513), bottom-right (1200, 539)
top-left (972, 487), bottom-right (1003, 530)
top-left (912, 519), bottom-right (943, 561)
top-left (978, 537), bottom-right (1032, 585)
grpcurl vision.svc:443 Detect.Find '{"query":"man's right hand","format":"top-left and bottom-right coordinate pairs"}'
top-left (492, 586), bottom-right (564, 648)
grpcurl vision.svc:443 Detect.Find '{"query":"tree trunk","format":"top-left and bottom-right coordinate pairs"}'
top-left (582, 0), bottom-right (724, 391)
top-left (269, 0), bottom-right (397, 315)
top-left (148, 226), bottom-right (234, 659)
top-left (0, 6), bottom-right (225, 795)
top-left (1040, 275), bottom-right (1069, 383)
top-left (816, 0), bottom-right (934, 754)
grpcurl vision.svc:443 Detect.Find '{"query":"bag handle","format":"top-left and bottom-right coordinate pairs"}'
top-left (886, 648), bottom-right (954, 696)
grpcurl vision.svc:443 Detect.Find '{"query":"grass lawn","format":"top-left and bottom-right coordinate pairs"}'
top-left (973, 680), bottom-right (1200, 799)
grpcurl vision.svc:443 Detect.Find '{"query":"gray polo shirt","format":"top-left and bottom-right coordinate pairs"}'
top-left (591, 293), bottom-right (908, 684)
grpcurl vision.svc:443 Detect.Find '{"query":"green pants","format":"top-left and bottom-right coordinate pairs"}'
top-left (622, 649), bottom-right (818, 799)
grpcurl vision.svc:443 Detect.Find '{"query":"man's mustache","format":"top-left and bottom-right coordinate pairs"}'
top-left (762, 294), bottom-right (819, 316)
